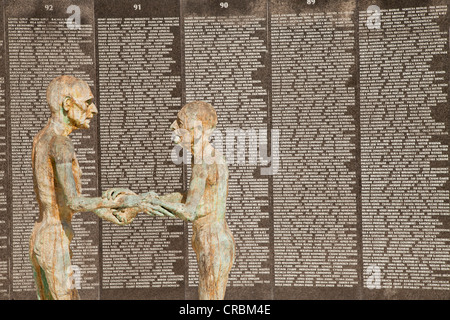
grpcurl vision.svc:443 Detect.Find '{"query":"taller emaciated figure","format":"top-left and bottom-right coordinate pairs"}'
top-left (30, 75), bottom-right (157, 299)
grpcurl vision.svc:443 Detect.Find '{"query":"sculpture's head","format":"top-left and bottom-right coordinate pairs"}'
top-left (47, 75), bottom-right (97, 129)
top-left (170, 101), bottom-right (217, 150)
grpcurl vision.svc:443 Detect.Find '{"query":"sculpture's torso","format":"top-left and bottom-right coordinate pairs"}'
top-left (31, 121), bottom-right (81, 247)
top-left (195, 158), bottom-right (228, 220)
top-left (191, 151), bottom-right (235, 300)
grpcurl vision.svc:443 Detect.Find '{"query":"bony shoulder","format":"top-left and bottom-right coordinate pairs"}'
top-left (52, 135), bottom-right (74, 149)
top-left (51, 135), bottom-right (75, 163)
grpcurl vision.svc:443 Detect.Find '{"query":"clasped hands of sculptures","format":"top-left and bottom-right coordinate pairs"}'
top-left (100, 188), bottom-right (177, 225)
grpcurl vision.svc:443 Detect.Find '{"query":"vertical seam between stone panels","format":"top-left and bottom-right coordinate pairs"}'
top-left (354, 0), bottom-right (364, 301)
top-left (93, 0), bottom-right (102, 300)
top-left (266, 0), bottom-right (275, 301)
top-left (3, 0), bottom-right (12, 300)
top-left (179, 0), bottom-right (188, 301)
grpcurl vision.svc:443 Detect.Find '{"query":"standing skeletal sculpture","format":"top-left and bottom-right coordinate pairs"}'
top-left (30, 75), bottom-right (166, 299)
top-left (153, 101), bottom-right (236, 300)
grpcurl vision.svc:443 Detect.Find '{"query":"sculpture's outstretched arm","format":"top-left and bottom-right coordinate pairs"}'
top-left (51, 136), bottom-right (141, 214)
top-left (55, 162), bottom-right (142, 212)
top-left (158, 192), bottom-right (186, 204)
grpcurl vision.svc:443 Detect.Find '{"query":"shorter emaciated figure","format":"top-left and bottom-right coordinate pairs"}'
top-left (153, 101), bottom-right (236, 300)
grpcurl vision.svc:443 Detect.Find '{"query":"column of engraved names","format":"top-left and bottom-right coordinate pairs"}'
top-left (98, 17), bottom-right (184, 289)
top-left (359, 6), bottom-right (450, 289)
top-left (0, 14), bottom-right (7, 299)
top-left (184, 16), bottom-right (270, 287)
top-left (271, 12), bottom-right (359, 287)
top-left (8, 17), bottom-right (98, 294)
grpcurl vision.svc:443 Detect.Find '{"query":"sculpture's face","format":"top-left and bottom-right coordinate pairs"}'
top-left (170, 113), bottom-right (193, 150)
top-left (170, 105), bottom-right (214, 152)
top-left (65, 85), bottom-right (97, 129)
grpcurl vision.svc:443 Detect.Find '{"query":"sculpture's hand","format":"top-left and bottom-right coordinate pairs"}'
top-left (94, 207), bottom-right (129, 226)
top-left (112, 209), bottom-right (130, 225)
top-left (114, 194), bottom-right (142, 208)
top-left (141, 201), bottom-right (176, 218)
top-left (102, 187), bottom-right (135, 201)
top-left (142, 191), bottom-right (159, 200)
top-left (151, 198), bottom-right (196, 221)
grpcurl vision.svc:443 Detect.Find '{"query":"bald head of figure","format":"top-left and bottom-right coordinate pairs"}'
top-left (178, 101), bottom-right (218, 131)
top-left (47, 75), bottom-right (97, 129)
top-left (47, 75), bottom-right (91, 114)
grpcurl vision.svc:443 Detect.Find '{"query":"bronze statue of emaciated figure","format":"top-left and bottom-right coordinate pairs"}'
top-left (30, 75), bottom-right (171, 300)
top-left (155, 101), bottom-right (236, 300)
